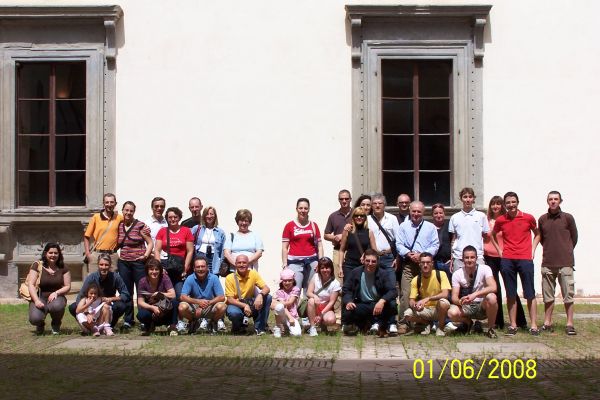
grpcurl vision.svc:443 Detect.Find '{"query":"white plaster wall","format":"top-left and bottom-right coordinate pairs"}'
top-left (4, 0), bottom-right (597, 294)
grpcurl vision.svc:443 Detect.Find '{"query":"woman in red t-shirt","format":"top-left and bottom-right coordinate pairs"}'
top-left (281, 198), bottom-right (323, 296)
top-left (155, 207), bottom-right (194, 301)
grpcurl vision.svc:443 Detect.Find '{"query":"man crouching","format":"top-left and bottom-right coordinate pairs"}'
top-left (404, 252), bottom-right (451, 336)
top-left (448, 245), bottom-right (498, 338)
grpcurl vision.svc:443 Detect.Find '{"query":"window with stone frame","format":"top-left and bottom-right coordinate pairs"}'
top-left (346, 5), bottom-right (491, 208)
top-left (16, 61), bottom-right (87, 207)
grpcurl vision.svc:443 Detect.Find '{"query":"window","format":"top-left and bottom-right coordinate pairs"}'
top-left (381, 59), bottom-right (452, 204)
top-left (0, 5), bottom-right (122, 212)
top-left (16, 62), bottom-right (87, 207)
top-left (346, 5), bottom-right (491, 207)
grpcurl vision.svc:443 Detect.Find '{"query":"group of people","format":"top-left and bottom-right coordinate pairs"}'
top-left (25, 188), bottom-right (578, 339)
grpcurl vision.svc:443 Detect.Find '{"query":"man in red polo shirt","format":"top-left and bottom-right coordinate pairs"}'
top-left (491, 191), bottom-right (539, 336)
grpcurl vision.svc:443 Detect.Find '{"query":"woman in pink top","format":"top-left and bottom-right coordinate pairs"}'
top-left (484, 196), bottom-right (526, 329)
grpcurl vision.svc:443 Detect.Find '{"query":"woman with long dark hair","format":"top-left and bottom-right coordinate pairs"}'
top-left (26, 243), bottom-right (71, 335)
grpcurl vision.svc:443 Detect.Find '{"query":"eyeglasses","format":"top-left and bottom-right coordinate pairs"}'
top-left (338, 197), bottom-right (351, 201)
top-left (153, 205), bottom-right (165, 209)
top-left (353, 215), bottom-right (366, 219)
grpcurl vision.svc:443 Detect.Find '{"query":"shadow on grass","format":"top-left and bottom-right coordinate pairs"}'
top-left (1, 354), bottom-right (600, 399)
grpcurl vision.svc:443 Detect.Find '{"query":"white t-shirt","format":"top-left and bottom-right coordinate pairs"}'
top-left (451, 264), bottom-right (493, 303)
top-left (312, 274), bottom-right (342, 303)
top-left (448, 209), bottom-right (490, 259)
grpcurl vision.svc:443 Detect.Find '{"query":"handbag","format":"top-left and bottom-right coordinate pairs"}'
top-left (218, 233), bottom-right (235, 277)
top-left (140, 291), bottom-right (173, 316)
top-left (18, 261), bottom-right (43, 301)
top-left (164, 228), bottom-right (185, 275)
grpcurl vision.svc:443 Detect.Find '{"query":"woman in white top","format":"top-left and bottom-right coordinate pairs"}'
top-left (306, 257), bottom-right (341, 336)
top-left (224, 209), bottom-right (264, 270)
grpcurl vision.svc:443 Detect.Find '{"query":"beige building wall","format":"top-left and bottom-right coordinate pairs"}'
top-left (1, 0), bottom-right (598, 295)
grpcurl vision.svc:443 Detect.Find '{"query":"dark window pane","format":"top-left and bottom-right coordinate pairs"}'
top-left (56, 100), bottom-right (85, 134)
top-left (18, 64), bottom-right (50, 98)
top-left (419, 135), bottom-right (450, 170)
top-left (382, 60), bottom-right (412, 98)
top-left (56, 172), bottom-right (85, 206)
top-left (382, 99), bottom-right (412, 134)
top-left (383, 172), bottom-right (414, 204)
top-left (56, 136), bottom-right (85, 170)
top-left (420, 172), bottom-right (450, 205)
top-left (18, 172), bottom-right (49, 206)
top-left (419, 99), bottom-right (449, 134)
top-left (18, 136), bottom-right (49, 170)
top-left (418, 61), bottom-right (451, 97)
top-left (18, 100), bottom-right (49, 134)
top-left (383, 135), bottom-right (413, 170)
top-left (55, 63), bottom-right (86, 99)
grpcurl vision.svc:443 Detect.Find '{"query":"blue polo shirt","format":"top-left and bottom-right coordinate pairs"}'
top-left (181, 272), bottom-right (223, 300)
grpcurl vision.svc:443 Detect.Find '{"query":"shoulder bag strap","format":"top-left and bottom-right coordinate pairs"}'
top-left (91, 213), bottom-right (116, 252)
top-left (233, 273), bottom-right (243, 299)
top-left (351, 230), bottom-right (365, 256)
top-left (467, 266), bottom-right (479, 294)
top-left (310, 221), bottom-right (319, 254)
top-left (314, 278), bottom-right (333, 296)
top-left (372, 216), bottom-right (397, 258)
top-left (193, 226), bottom-right (201, 248)
top-left (166, 228), bottom-right (171, 256)
top-left (408, 221), bottom-right (424, 251)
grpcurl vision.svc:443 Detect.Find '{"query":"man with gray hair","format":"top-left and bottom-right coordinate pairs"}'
top-left (366, 193), bottom-right (400, 335)
top-left (396, 200), bottom-right (440, 334)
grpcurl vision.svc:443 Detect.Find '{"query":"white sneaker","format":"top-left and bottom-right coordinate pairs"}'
top-left (273, 326), bottom-right (282, 338)
top-left (308, 326), bottom-right (318, 337)
top-left (436, 328), bottom-right (446, 337)
top-left (176, 320), bottom-right (188, 334)
top-left (444, 322), bottom-right (458, 333)
top-left (199, 318), bottom-right (208, 331)
top-left (388, 324), bottom-right (398, 336)
top-left (369, 323), bottom-right (380, 334)
top-left (420, 324), bottom-right (431, 335)
top-left (217, 319), bottom-right (226, 332)
top-left (301, 317), bottom-right (310, 328)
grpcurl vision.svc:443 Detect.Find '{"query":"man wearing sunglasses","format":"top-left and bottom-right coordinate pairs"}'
top-left (324, 189), bottom-right (352, 283)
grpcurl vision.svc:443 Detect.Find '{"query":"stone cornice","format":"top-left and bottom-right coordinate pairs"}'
top-left (0, 5), bottom-right (123, 61)
top-left (0, 5), bottom-right (122, 20)
top-left (345, 4), bottom-right (492, 61)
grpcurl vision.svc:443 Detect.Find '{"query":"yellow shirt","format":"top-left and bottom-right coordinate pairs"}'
top-left (225, 270), bottom-right (266, 299)
top-left (409, 271), bottom-right (451, 307)
top-left (84, 212), bottom-right (123, 251)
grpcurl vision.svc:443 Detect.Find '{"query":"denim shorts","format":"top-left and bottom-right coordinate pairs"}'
top-left (500, 258), bottom-right (536, 300)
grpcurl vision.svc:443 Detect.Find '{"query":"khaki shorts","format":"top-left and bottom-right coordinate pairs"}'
top-left (403, 298), bottom-right (450, 321)
top-left (461, 302), bottom-right (487, 320)
top-left (186, 302), bottom-right (223, 319)
top-left (541, 266), bottom-right (575, 304)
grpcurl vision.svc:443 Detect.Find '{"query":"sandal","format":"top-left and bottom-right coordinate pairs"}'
top-left (541, 324), bottom-right (554, 333)
top-left (504, 326), bottom-right (518, 337)
top-left (566, 326), bottom-right (577, 336)
top-left (529, 328), bottom-right (540, 336)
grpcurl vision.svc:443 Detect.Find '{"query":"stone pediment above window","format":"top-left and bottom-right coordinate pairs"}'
top-left (345, 5), bottom-right (491, 64)
top-left (0, 5), bottom-right (123, 61)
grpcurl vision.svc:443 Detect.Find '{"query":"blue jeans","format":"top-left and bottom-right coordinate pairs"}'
top-left (226, 294), bottom-right (272, 333)
top-left (501, 258), bottom-right (536, 300)
top-left (287, 256), bottom-right (318, 296)
top-left (341, 300), bottom-right (397, 330)
top-left (378, 254), bottom-right (397, 285)
top-left (117, 259), bottom-right (146, 325)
